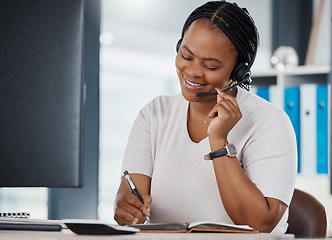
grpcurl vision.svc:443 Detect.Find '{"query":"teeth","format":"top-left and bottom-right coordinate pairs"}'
top-left (184, 76), bottom-right (204, 86)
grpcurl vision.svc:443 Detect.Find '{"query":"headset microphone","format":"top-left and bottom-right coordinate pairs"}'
top-left (196, 74), bottom-right (250, 97)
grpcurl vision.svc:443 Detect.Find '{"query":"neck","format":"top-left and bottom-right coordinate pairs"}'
top-left (189, 100), bottom-right (215, 124)
top-left (190, 100), bottom-right (215, 116)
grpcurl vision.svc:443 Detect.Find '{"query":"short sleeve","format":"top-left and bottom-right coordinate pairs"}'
top-left (242, 110), bottom-right (297, 206)
top-left (121, 103), bottom-right (154, 178)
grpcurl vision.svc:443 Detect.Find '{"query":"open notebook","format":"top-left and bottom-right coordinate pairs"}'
top-left (129, 221), bottom-right (258, 233)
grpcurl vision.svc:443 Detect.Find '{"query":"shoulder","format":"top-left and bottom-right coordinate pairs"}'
top-left (150, 94), bottom-right (184, 106)
top-left (133, 94), bottom-right (187, 134)
top-left (235, 88), bottom-right (296, 150)
top-left (141, 94), bottom-right (186, 115)
top-left (135, 94), bottom-right (187, 125)
top-left (236, 87), bottom-right (289, 122)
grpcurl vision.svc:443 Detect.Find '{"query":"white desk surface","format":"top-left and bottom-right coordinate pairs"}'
top-left (0, 230), bottom-right (295, 240)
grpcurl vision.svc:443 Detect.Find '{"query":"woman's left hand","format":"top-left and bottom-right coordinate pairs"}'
top-left (207, 89), bottom-right (242, 142)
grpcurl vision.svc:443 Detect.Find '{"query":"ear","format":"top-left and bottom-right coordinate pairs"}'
top-left (230, 62), bottom-right (250, 84)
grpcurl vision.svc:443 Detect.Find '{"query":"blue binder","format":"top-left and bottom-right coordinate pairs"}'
top-left (256, 87), bottom-right (269, 101)
top-left (316, 85), bottom-right (328, 174)
top-left (284, 87), bottom-right (301, 173)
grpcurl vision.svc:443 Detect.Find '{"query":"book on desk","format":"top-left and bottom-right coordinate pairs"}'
top-left (129, 221), bottom-right (257, 233)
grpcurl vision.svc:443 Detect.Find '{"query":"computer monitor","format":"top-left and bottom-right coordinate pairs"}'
top-left (0, 0), bottom-right (85, 187)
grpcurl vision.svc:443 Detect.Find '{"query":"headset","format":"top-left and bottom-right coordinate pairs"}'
top-left (176, 5), bottom-right (258, 94)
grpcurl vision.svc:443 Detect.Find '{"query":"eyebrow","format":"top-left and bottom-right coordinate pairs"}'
top-left (183, 45), bottom-right (222, 64)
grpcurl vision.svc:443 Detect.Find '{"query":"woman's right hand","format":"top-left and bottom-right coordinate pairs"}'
top-left (114, 191), bottom-right (152, 226)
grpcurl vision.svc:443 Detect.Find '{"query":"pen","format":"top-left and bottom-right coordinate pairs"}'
top-left (123, 170), bottom-right (150, 222)
top-left (123, 170), bottom-right (144, 203)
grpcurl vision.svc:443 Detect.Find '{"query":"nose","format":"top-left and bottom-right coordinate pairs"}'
top-left (187, 61), bottom-right (203, 78)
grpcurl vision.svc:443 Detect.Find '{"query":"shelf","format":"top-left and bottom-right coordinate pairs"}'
top-left (252, 64), bottom-right (330, 77)
top-left (251, 65), bottom-right (330, 87)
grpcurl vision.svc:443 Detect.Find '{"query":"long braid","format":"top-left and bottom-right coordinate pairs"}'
top-left (179, 1), bottom-right (259, 91)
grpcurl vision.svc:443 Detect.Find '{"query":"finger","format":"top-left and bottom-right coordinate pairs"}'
top-left (216, 90), bottom-right (241, 116)
top-left (208, 101), bottom-right (229, 119)
top-left (114, 192), bottom-right (149, 225)
top-left (217, 90), bottom-right (240, 108)
top-left (124, 201), bottom-right (145, 217)
top-left (124, 194), bottom-right (145, 209)
top-left (209, 100), bottom-right (239, 121)
top-left (132, 218), bottom-right (139, 225)
top-left (114, 208), bottom-right (138, 226)
top-left (215, 88), bottom-right (224, 103)
top-left (142, 194), bottom-right (152, 205)
top-left (218, 99), bottom-right (238, 115)
top-left (116, 195), bottom-right (146, 219)
top-left (141, 195), bottom-right (152, 216)
top-left (208, 105), bottom-right (219, 119)
top-left (118, 202), bottom-right (145, 219)
top-left (139, 206), bottom-right (150, 217)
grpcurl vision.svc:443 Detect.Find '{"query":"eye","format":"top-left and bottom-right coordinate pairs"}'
top-left (204, 65), bottom-right (219, 71)
top-left (182, 55), bottom-right (192, 61)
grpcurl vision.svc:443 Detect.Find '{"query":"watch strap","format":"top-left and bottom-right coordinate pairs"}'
top-left (204, 143), bottom-right (237, 160)
top-left (204, 148), bottom-right (227, 160)
top-left (210, 148), bottom-right (228, 159)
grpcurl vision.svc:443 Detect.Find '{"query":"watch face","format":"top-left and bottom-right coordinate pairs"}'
top-left (227, 144), bottom-right (237, 157)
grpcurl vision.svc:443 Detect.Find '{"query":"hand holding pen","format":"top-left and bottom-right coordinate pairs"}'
top-left (123, 170), bottom-right (151, 223)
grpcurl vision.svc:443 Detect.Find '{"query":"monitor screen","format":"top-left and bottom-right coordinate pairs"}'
top-left (0, 0), bottom-right (85, 187)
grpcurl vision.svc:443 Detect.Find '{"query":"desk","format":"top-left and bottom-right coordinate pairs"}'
top-left (0, 230), bottom-right (295, 240)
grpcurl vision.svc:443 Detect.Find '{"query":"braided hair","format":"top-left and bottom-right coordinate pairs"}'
top-left (178, 1), bottom-right (259, 91)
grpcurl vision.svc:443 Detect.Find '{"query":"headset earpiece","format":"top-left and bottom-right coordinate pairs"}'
top-left (176, 39), bottom-right (182, 52)
top-left (230, 62), bottom-right (251, 84)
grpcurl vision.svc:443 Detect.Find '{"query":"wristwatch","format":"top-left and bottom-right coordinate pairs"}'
top-left (204, 143), bottom-right (237, 160)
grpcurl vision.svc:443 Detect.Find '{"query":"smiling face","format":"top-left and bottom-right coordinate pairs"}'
top-left (175, 19), bottom-right (238, 102)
